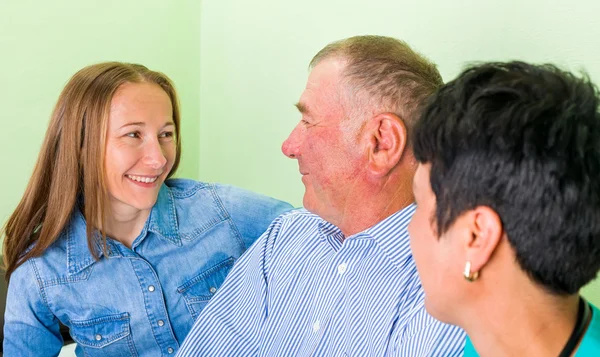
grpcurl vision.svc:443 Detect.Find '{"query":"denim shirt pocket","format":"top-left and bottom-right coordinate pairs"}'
top-left (177, 257), bottom-right (235, 320)
top-left (69, 312), bottom-right (137, 357)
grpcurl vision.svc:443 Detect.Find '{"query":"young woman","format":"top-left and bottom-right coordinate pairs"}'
top-left (409, 62), bottom-right (600, 357)
top-left (2, 62), bottom-right (291, 356)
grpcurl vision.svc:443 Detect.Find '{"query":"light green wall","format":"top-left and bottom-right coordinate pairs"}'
top-left (0, 0), bottom-right (201, 225)
top-left (2, 0), bottom-right (600, 304)
top-left (198, 0), bottom-right (600, 303)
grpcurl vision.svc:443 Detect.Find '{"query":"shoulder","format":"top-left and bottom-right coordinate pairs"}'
top-left (16, 215), bottom-right (77, 282)
top-left (9, 258), bottom-right (37, 289)
top-left (163, 179), bottom-right (225, 219)
top-left (210, 183), bottom-right (292, 211)
top-left (259, 208), bottom-right (323, 254)
top-left (165, 179), bottom-right (290, 211)
top-left (164, 179), bottom-right (293, 242)
top-left (393, 303), bottom-right (466, 356)
top-left (164, 178), bottom-right (211, 198)
top-left (204, 182), bottom-right (294, 231)
top-left (578, 302), bottom-right (600, 355)
top-left (463, 337), bottom-right (479, 357)
top-left (267, 208), bottom-right (320, 230)
top-left (9, 250), bottom-right (59, 304)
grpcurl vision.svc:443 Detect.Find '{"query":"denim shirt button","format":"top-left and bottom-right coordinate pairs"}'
top-left (167, 347), bottom-right (174, 354)
top-left (158, 320), bottom-right (165, 326)
top-left (148, 285), bottom-right (155, 292)
top-left (209, 287), bottom-right (217, 294)
top-left (95, 334), bottom-right (102, 341)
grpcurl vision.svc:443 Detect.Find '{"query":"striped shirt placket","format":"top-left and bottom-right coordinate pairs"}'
top-left (306, 237), bottom-right (358, 356)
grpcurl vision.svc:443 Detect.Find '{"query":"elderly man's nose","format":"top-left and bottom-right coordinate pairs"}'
top-left (282, 129), bottom-right (301, 158)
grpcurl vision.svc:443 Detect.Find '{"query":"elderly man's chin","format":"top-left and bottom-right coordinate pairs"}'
top-left (302, 192), bottom-right (316, 213)
top-left (302, 189), bottom-right (321, 215)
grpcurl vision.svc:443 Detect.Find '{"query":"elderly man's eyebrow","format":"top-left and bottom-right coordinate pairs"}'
top-left (295, 102), bottom-right (310, 115)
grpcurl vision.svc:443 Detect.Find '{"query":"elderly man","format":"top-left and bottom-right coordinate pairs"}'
top-left (177, 36), bottom-right (465, 356)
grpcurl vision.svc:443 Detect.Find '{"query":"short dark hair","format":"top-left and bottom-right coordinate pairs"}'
top-left (413, 61), bottom-right (600, 295)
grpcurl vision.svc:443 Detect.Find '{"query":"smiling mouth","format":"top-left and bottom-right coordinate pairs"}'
top-left (126, 175), bottom-right (159, 183)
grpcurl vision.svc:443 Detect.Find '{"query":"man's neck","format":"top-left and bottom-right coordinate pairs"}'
top-left (464, 287), bottom-right (580, 357)
top-left (336, 174), bottom-right (414, 237)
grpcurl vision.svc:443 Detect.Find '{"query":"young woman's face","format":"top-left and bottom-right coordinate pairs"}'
top-left (104, 81), bottom-right (176, 217)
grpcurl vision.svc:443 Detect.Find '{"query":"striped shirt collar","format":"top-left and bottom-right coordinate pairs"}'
top-left (317, 203), bottom-right (416, 268)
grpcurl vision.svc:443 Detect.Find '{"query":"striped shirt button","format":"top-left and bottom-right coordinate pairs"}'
top-left (337, 263), bottom-right (347, 274)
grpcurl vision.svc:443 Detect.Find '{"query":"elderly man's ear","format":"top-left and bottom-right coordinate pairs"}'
top-left (364, 113), bottom-right (408, 176)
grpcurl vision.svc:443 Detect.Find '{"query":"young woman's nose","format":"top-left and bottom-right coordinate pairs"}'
top-left (142, 139), bottom-right (168, 169)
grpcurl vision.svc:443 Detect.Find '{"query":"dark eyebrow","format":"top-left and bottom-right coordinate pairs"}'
top-left (295, 102), bottom-right (310, 115)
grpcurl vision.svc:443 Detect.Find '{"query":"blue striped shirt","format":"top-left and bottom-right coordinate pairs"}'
top-left (177, 204), bottom-right (465, 356)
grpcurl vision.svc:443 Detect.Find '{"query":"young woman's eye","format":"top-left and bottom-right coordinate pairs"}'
top-left (159, 131), bottom-right (174, 139)
top-left (125, 131), bottom-right (141, 139)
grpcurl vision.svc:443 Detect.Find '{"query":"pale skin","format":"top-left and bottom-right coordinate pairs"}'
top-left (409, 163), bottom-right (583, 357)
top-left (103, 82), bottom-right (176, 247)
top-left (281, 57), bottom-right (416, 238)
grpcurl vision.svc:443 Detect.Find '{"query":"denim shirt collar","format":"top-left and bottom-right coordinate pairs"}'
top-left (146, 183), bottom-right (180, 245)
top-left (67, 184), bottom-right (180, 275)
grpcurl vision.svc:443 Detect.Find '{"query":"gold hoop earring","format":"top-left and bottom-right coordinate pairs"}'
top-left (463, 261), bottom-right (479, 282)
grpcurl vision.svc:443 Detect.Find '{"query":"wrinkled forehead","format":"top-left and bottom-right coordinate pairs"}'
top-left (299, 58), bottom-right (347, 119)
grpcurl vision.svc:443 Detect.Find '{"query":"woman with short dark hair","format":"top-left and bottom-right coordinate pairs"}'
top-left (409, 61), bottom-right (600, 356)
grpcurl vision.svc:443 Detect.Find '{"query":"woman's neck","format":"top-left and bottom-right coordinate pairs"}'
top-left (103, 205), bottom-right (151, 248)
top-left (464, 288), bottom-right (580, 357)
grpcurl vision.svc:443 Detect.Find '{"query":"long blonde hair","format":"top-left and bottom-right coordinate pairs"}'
top-left (2, 62), bottom-right (181, 281)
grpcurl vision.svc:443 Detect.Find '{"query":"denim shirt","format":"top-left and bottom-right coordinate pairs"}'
top-left (4, 179), bottom-right (292, 356)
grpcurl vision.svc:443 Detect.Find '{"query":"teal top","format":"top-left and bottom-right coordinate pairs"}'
top-left (464, 302), bottom-right (600, 356)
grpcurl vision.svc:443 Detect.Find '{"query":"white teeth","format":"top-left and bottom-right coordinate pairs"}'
top-left (127, 175), bottom-right (158, 183)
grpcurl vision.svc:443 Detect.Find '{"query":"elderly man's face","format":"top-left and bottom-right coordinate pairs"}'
top-left (282, 58), bottom-right (365, 223)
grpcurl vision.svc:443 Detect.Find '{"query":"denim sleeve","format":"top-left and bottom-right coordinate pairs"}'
top-left (390, 309), bottom-right (466, 357)
top-left (214, 184), bottom-right (293, 249)
top-left (4, 260), bottom-right (63, 356)
top-left (176, 217), bottom-right (281, 356)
